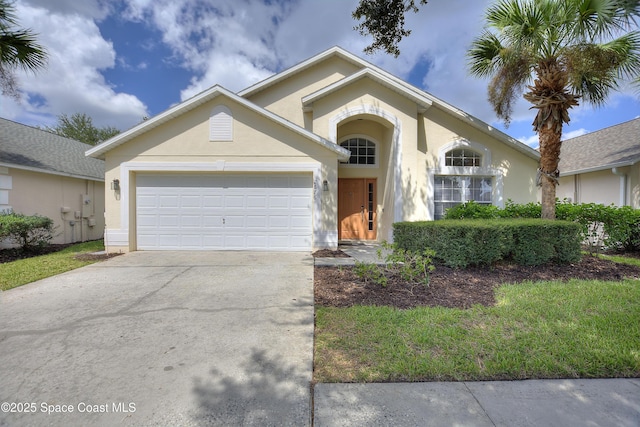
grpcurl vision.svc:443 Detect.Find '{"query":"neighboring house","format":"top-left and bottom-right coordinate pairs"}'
top-left (87, 46), bottom-right (540, 253)
top-left (0, 118), bottom-right (105, 246)
top-left (557, 118), bottom-right (640, 208)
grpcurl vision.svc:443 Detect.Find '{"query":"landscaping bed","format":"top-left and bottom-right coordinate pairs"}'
top-left (314, 255), bottom-right (640, 309)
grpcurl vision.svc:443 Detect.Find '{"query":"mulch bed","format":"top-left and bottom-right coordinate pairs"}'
top-left (313, 249), bottom-right (351, 258)
top-left (314, 255), bottom-right (640, 309)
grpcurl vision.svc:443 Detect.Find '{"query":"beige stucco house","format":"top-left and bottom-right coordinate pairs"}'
top-left (0, 118), bottom-right (105, 246)
top-left (557, 118), bottom-right (640, 208)
top-left (87, 47), bottom-right (540, 252)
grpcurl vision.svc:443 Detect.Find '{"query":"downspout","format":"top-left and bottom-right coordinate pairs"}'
top-left (611, 168), bottom-right (627, 206)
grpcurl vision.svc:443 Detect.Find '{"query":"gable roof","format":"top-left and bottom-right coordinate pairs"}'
top-left (559, 118), bottom-right (640, 175)
top-left (0, 117), bottom-right (104, 181)
top-left (301, 68), bottom-right (433, 113)
top-left (86, 85), bottom-right (350, 161)
top-left (240, 46), bottom-right (540, 160)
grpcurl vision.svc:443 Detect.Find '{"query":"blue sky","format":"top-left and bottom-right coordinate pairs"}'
top-left (2, 0), bottom-right (639, 148)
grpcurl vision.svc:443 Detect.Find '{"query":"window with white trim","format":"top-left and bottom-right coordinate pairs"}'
top-left (210, 105), bottom-right (232, 141)
top-left (434, 145), bottom-right (492, 219)
top-left (445, 148), bottom-right (482, 167)
top-left (434, 176), bottom-right (493, 219)
top-left (339, 137), bottom-right (376, 166)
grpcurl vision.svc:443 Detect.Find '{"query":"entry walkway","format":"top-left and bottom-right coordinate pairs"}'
top-left (314, 241), bottom-right (388, 266)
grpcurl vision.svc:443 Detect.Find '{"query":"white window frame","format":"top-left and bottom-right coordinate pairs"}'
top-left (433, 175), bottom-right (494, 219)
top-left (338, 135), bottom-right (379, 168)
top-left (426, 138), bottom-right (504, 220)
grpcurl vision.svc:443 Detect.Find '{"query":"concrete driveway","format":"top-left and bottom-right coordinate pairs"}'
top-left (0, 251), bottom-right (314, 426)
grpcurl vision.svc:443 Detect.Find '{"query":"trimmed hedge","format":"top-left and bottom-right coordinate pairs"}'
top-left (0, 211), bottom-right (55, 251)
top-left (393, 219), bottom-right (581, 268)
top-left (445, 200), bottom-right (640, 252)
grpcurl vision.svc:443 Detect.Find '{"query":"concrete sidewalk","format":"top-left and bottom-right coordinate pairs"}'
top-left (314, 379), bottom-right (640, 426)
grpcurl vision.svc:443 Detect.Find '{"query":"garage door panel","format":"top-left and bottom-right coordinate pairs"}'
top-left (181, 195), bottom-right (201, 208)
top-left (158, 195), bottom-right (179, 208)
top-left (225, 195), bottom-right (245, 209)
top-left (136, 174), bottom-right (312, 251)
top-left (202, 195), bottom-right (223, 208)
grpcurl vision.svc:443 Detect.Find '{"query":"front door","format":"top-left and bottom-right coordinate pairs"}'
top-left (338, 178), bottom-right (377, 240)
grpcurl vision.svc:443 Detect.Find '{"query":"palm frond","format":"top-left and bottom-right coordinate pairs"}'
top-left (0, 31), bottom-right (47, 72)
top-left (0, 0), bottom-right (47, 74)
top-left (564, 30), bottom-right (640, 104)
top-left (468, 31), bottom-right (505, 77)
top-left (488, 57), bottom-right (531, 125)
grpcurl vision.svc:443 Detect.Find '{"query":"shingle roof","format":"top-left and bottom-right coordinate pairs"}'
top-left (559, 118), bottom-right (640, 175)
top-left (0, 117), bottom-right (104, 180)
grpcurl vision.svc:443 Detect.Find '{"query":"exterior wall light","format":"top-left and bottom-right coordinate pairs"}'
top-left (111, 179), bottom-right (120, 191)
top-left (322, 180), bottom-right (329, 191)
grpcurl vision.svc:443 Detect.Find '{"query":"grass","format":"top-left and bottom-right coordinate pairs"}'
top-left (598, 252), bottom-right (640, 268)
top-left (0, 240), bottom-right (106, 291)
top-left (315, 277), bottom-right (640, 382)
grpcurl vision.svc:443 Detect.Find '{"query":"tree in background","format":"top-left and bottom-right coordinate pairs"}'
top-left (0, 0), bottom-right (47, 98)
top-left (353, 0), bottom-right (428, 57)
top-left (44, 113), bottom-right (120, 146)
top-left (468, 0), bottom-right (640, 219)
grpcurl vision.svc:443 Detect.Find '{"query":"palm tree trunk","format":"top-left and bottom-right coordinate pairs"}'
top-left (538, 126), bottom-right (562, 219)
top-left (524, 58), bottom-right (579, 220)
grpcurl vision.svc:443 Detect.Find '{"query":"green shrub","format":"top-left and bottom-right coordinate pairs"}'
top-left (353, 242), bottom-right (435, 287)
top-left (393, 219), bottom-right (581, 268)
top-left (445, 200), bottom-right (640, 253)
top-left (0, 211), bottom-right (56, 251)
top-left (354, 261), bottom-right (388, 287)
top-left (445, 201), bottom-right (501, 219)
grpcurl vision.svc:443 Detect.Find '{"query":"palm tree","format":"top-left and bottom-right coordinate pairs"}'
top-left (0, 0), bottom-right (47, 98)
top-left (468, 0), bottom-right (640, 219)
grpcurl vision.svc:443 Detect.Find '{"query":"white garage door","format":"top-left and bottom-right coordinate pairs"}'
top-left (136, 174), bottom-right (312, 251)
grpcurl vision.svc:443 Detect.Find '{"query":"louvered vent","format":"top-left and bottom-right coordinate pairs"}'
top-left (210, 105), bottom-right (233, 141)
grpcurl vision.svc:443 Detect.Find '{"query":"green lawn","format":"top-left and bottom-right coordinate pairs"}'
top-left (0, 240), bottom-right (106, 291)
top-left (315, 277), bottom-right (640, 382)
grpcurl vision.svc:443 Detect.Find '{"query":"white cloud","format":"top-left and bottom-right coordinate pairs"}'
top-left (0, 1), bottom-right (149, 130)
top-left (562, 128), bottom-right (588, 141)
top-left (122, 0), bottom-right (299, 98)
top-left (517, 134), bottom-right (540, 149)
top-left (22, 0), bottom-right (110, 20)
top-left (3, 0), bottom-right (636, 137)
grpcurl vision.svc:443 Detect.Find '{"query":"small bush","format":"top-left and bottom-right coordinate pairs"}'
top-left (352, 242), bottom-right (435, 287)
top-left (0, 211), bottom-right (56, 251)
top-left (354, 261), bottom-right (388, 286)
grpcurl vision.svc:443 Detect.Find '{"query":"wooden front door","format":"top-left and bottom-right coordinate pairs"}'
top-left (338, 178), bottom-right (377, 240)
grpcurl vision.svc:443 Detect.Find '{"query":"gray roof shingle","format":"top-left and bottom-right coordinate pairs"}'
top-left (559, 118), bottom-right (640, 175)
top-left (0, 117), bottom-right (104, 180)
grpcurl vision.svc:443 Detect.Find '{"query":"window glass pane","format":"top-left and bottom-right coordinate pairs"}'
top-left (340, 138), bottom-right (376, 166)
top-left (434, 175), bottom-right (493, 219)
top-left (444, 148), bottom-right (481, 167)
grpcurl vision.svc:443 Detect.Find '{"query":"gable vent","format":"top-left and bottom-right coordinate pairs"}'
top-left (210, 105), bottom-right (233, 141)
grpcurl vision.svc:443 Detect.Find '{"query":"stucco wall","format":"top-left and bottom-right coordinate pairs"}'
top-left (245, 56), bottom-right (361, 129)
top-left (103, 97), bottom-right (341, 252)
top-left (0, 167), bottom-right (104, 246)
top-left (558, 164), bottom-right (640, 208)
top-left (305, 78), bottom-right (538, 238)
